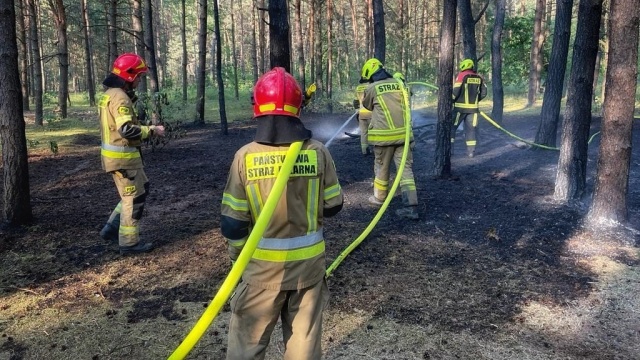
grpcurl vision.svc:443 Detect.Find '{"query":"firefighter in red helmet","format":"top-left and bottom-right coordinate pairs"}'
top-left (98, 53), bottom-right (165, 255)
top-left (221, 67), bottom-right (343, 359)
top-left (452, 58), bottom-right (487, 157)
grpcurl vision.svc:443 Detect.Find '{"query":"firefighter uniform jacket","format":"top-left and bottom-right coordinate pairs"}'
top-left (362, 77), bottom-right (413, 146)
top-left (221, 139), bottom-right (343, 291)
top-left (355, 84), bottom-right (372, 121)
top-left (98, 87), bottom-right (154, 172)
top-left (452, 70), bottom-right (487, 114)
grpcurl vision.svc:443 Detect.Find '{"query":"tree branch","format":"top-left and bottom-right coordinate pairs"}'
top-left (474, 0), bottom-right (490, 24)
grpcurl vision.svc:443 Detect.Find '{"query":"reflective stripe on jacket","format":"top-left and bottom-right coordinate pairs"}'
top-left (362, 78), bottom-right (413, 146)
top-left (221, 139), bottom-right (343, 290)
top-left (99, 88), bottom-right (148, 172)
top-left (453, 70), bottom-right (487, 114)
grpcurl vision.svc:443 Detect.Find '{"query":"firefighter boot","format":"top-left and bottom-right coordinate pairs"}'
top-left (100, 216), bottom-right (120, 243)
top-left (119, 241), bottom-right (154, 255)
top-left (467, 146), bottom-right (476, 158)
top-left (395, 206), bottom-right (419, 220)
top-left (368, 187), bottom-right (385, 206)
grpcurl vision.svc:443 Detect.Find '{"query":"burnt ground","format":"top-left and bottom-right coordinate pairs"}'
top-left (0, 109), bottom-right (639, 360)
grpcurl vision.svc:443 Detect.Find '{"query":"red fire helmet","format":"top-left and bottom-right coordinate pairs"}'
top-left (111, 53), bottom-right (148, 82)
top-left (253, 67), bottom-right (303, 118)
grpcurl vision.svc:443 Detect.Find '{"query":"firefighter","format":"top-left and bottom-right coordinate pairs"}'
top-left (452, 58), bottom-right (487, 158)
top-left (353, 78), bottom-right (372, 155)
top-left (361, 58), bottom-right (419, 220)
top-left (221, 67), bottom-right (344, 360)
top-left (98, 53), bottom-right (165, 255)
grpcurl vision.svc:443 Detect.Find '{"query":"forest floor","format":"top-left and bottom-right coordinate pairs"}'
top-left (1, 107), bottom-right (639, 360)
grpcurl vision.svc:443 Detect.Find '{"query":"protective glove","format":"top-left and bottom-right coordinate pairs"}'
top-left (353, 99), bottom-right (360, 109)
top-left (151, 125), bottom-right (165, 137)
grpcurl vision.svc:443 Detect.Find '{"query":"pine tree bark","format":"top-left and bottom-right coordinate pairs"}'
top-left (0, 0), bottom-right (32, 226)
top-left (268, 0), bottom-right (291, 71)
top-left (180, 0), bottom-right (187, 101)
top-left (108, 0), bottom-right (118, 65)
top-left (326, 0), bottom-right (333, 110)
top-left (434, 0), bottom-right (457, 177)
top-left (490, 0), bottom-right (505, 123)
top-left (294, 0), bottom-right (306, 87)
top-left (230, 9), bottom-right (239, 100)
top-left (132, 0), bottom-right (148, 93)
top-left (81, 0), bottom-right (95, 106)
top-left (535, 0), bottom-right (573, 147)
top-left (372, 0), bottom-right (385, 62)
top-left (554, 0), bottom-right (603, 201)
top-left (458, 0), bottom-right (477, 62)
top-left (26, 0), bottom-right (42, 126)
top-left (213, 0), bottom-right (227, 134)
top-left (587, 0), bottom-right (639, 226)
top-left (144, 0), bottom-right (159, 93)
top-left (194, 0), bottom-right (207, 125)
top-left (47, 0), bottom-right (69, 119)
top-left (16, 0), bottom-right (29, 111)
top-left (526, 0), bottom-right (546, 107)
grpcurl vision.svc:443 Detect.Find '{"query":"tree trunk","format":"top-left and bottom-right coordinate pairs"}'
top-left (526, 0), bottom-right (546, 108)
top-left (535, 0), bottom-right (573, 147)
top-left (348, 0), bottom-right (359, 75)
top-left (132, 0), bottom-right (148, 93)
top-left (144, 0), bottom-right (160, 124)
top-left (194, 0), bottom-right (207, 125)
top-left (269, 0), bottom-right (291, 71)
top-left (434, 0), bottom-right (457, 177)
top-left (81, 0), bottom-right (95, 106)
top-left (180, 0), bottom-right (187, 101)
top-left (212, 0), bottom-right (227, 134)
top-left (490, 0), bottom-right (505, 123)
top-left (313, 0), bottom-right (323, 97)
top-left (16, 0), bottom-right (29, 111)
top-left (366, 0), bottom-right (373, 57)
top-left (372, 0), bottom-right (385, 62)
top-left (251, 1), bottom-right (258, 83)
top-left (230, 10), bottom-right (239, 100)
top-left (599, 9), bottom-right (609, 103)
top-left (587, 0), bottom-right (639, 226)
top-left (294, 0), bottom-right (306, 87)
top-left (0, 0), bottom-right (32, 226)
top-left (26, 0), bottom-right (42, 126)
top-left (47, 0), bottom-right (69, 119)
top-left (258, 0), bottom-right (266, 73)
top-left (554, 0), bottom-right (603, 201)
top-left (326, 0), bottom-right (333, 111)
top-left (144, 0), bottom-right (159, 93)
top-left (458, 0), bottom-right (477, 62)
top-left (108, 0), bottom-right (118, 65)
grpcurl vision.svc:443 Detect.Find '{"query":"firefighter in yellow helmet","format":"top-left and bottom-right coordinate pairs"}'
top-left (452, 58), bottom-right (487, 157)
top-left (221, 67), bottom-right (343, 359)
top-left (361, 58), bottom-right (419, 220)
top-left (353, 76), bottom-right (373, 155)
top-left (98, 53), bottom-right (165, 255)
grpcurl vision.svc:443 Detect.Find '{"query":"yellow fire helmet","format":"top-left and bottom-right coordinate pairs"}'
top-left (459, 58), bottom-right (474, 71)
top-left (361, 58), bottom-right (383, 81)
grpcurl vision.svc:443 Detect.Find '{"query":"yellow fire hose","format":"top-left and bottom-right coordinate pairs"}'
top-left (326, 77), bottom-right (413, 277)
top-left (168, 141), bottom-right (304, 360)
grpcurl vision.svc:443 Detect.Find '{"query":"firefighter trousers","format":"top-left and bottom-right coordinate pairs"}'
top-left (372, 145), bottom-right (418, 206)
top-left (105, 168), bottom-right (149, 247)
top-left (226, 279), bottom-right (329, 360)
top-left (451, 111), bottom-right (478, 153)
